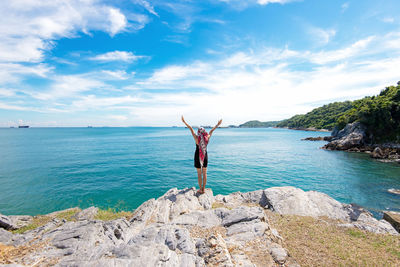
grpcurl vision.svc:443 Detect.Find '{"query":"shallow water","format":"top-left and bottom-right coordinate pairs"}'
top-left (0, 127), bottom-right (399, 217)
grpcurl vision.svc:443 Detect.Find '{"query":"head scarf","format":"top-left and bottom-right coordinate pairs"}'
top-left (197, 127), bottom-right (209, 167)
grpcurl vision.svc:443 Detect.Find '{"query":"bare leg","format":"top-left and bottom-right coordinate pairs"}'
top-left (196, 168), bottom-right (202, 193)
top-left (202, 168), bottom-right (207, 193)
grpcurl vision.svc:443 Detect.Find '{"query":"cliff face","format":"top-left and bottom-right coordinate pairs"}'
top-left (0, 187), bottom-right (398, 266)
top-left (322, 122), bottom-right (400, 163)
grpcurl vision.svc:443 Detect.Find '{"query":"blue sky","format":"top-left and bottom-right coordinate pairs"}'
top-left (0, 0), bottom-right (400, 126)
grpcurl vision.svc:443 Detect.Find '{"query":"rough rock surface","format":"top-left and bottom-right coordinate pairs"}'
top-left (383, 211), bottom-right (400, 233)
top-left (0, 213), bottom-right (14, 230)
top-left (324, 122), bottom-right (367, 150)
top-left (72, 206), bottom-right (98, 221)
top-left (0, 186), bottom-right (398, 266)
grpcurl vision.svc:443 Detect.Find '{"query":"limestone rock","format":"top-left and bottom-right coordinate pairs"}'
top-left (0, 228), bottom-right (13, 244)
top-left (383, 211), bottom-right (400, 233)
top-left (264, 186), bottom-right (349, 221)
top-left (270, 245), bottom-right (288, 264)
top-left (0, 213), bottom-right (14, 230)
top-left (221, 206), bottom-right (266, 227)
top-left (371, 147), bottom-right (384, 159)
top-left (388, 188), bottom-right (400, 195)
top-left (8, 215), bottom-right (33, 230)
top-left (72, 206), bottom-right (98, 221)
top-left (324, 122), bottom-right (367, 150)
top-left (3, 186), bottom-right (398, 266)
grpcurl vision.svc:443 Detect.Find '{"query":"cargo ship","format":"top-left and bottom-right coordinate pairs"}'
top-left (18, 125), bottom-right (29, 128)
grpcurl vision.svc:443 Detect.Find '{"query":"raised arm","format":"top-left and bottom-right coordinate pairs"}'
top-left (181, 115), bottom-right (197, 143)
top-left (208, 119), bottom-right (222, 138)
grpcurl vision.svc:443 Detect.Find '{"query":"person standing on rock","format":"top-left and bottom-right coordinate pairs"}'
top-left (181, 116), bottom-right (222, 194)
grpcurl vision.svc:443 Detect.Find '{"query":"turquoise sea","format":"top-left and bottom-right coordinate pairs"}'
top-left (0, 127), bottom-right (399, 218)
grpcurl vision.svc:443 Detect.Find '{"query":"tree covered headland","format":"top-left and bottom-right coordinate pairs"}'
top-left (277, 101), bottom-right (353, 130)
top-left (277, 81), bottom-right (400, 143)
top-left (337, 82), bottom-right (400, 143)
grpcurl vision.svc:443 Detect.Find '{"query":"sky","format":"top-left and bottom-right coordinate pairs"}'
top-left (0, 0), bottom-right (400, 127)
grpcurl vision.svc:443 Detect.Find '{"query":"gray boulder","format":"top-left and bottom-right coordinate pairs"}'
top-left (8, 215), bottom-right (33, 230)
top-left (383, 211), bottom-right (400, 233)
top-left (73, 206), bottom-right (98, 221)
top-left (264, 187), bottom-right (398, 235)
top-left (325, 122), bottom-right (367, 150)
top-left (264, 186), bottom-right (350, 221)
top-left (0, 228), bottom-right (13, 244)
top-left (0, 213), bottom-right (14, 230)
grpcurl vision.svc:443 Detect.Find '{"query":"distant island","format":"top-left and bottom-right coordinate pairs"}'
top-left (238, 120), bottom-right (281, 128)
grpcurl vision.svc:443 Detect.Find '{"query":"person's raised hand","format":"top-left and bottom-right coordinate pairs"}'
top-left (181, 115), bottom-right (185, 123)
top-left (217, 119), bottom-right (222, 126)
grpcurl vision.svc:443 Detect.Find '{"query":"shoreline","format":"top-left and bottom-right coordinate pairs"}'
top-left (1, 186), bottom-right (399, 266)
top-left (274, 126), bottom-right (331, 132)
top-left (1, 186), bottom-right (398, 227)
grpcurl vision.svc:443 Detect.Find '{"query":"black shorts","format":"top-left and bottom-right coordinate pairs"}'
top-left (194, 150), bottom-right (208, 168)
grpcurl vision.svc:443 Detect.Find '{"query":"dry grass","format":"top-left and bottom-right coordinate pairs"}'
top-left (94, 208), bottom-right (133, 221)
top-left (211, 202), bottom-right (233, 210)
top-left (12, 208), bottom-right (80, 234)
top-left (189, 225), bottom-right (227, 239)
top-left (0, 238), bottom-right (48, 265)
top-left (266, 210), bottom-right (400, 266)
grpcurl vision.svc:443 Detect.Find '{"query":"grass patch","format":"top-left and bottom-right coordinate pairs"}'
top-left (12, 216), bottom-right (52, 234)
top-left (94, 208), bottom-right (132, 221)
top-left (11, 208), bottom-right (80, 234)
top-left (54, 208), bottom-right (80, 221)
top-left (266, 210), bottom-right (400, 266)
top-left (211, 202), bottom-right (232, 210)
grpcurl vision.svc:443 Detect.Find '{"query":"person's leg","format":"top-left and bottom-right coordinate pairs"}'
top-left (196, 168), bottom-right (202, 193)
top-left (202, 167), bottom-right (207, 193)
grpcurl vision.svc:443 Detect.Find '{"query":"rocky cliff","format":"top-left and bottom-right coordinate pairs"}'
top-left (316, 122), bottom-right (400, 163)
top-left (0, 186), bottom-right (398, 266)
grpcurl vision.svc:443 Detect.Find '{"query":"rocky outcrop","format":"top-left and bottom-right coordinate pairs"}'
top-left (0, 187), bottom-right (398, 266)
top-left (72, 206), bottom-right (98, 221)
top-left (324, 122), bottom-right (367, 150)
top-left (388, 188), bottom-right (400, 195)
top-left (0, 214), bottom-right (14, 230)
top-left (383, 212), bottom-right (400, 233)
top-left (301, 136), bottom-right (333, 141)
top-left (301, 122), bottom-right (400, 163)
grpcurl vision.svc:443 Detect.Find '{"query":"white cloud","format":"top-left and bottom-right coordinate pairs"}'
top-left (257, 0), bottom-right (296, 5)
top-left (0, 63), bottom-right (52, 84)
top-left (0, 0), bottom-right (134, 63)
top-left (108, 8), bottom-right (128, 36)
top-left (71, 95), bottom-right (140, 110)
top-left (0, 88), bottom-right (15, 97)
top-left (341, 2), bottom-right (349, 12)
top-left (309, 36), bottom-right (375, 64)
top-left (107, 115), bottom-right (128, 121)
top-left (32, 75), bottom-right (105, 100)
top-left (133, 0), bottom-right (159, 17)
top-left (308, 27), bottom-right (336, 46)
top-left (218, 0), bottom-right (297, 9)
top-left (382, 17), bottom-right (394, 23)
top-left (90, 51), bottom-right (146, 62)
top-left (101, 70), bottom-right (131, 80)
top-left (121, 32), bottom-right (400, 126)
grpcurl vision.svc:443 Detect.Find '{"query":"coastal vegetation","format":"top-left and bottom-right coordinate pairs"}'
top-left (277, 101), bottom-right (353, 130)
top-left (94, 208), bottom-right (132, 221)
top-left (239, 120), bottom-right (281, 128)
top-left (336, 82), bottom-right (400, 142)
top-left (277, 81), bottom-right (400, 142)
top-left (11, 207), bottom-right (132, 234)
